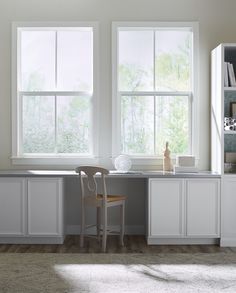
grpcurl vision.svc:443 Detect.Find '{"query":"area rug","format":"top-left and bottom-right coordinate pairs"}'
top-left (1, 253), bottom-right (236, 292)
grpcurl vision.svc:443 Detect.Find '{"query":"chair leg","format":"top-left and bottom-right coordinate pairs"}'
top-left (97, 207), bottom-right (101, 241)
top-left (120, 201), bottom-right (125, 246)
top-left (80, 201), bottom-right (85, 248)
top-left (102, 207), bottom-right (107, 252)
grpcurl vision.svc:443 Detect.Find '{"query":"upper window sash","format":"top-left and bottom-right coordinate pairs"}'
top-left (117, 26), bottom-right (194, 93)
top-left (17, 27), bottom-right (93, 93)
top-left (112, 22), bottom-right (198, 90)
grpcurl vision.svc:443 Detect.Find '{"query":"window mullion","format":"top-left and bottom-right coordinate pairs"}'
top-left (153, 31), bottom-right (156, 155)
top-left (55, 30), bottom-right (58, 90)
top-left (18, 93), bottom-right (23, 156)
top-left (19, 91), bottom-right (92, 96)
top-left (153, 30), bottom-right (156, 92)
top-left (189, 93), bottom-right (193, 154)
top-left (18, 29), bottom-right (22, 92)
top-left (119, 91), bottom-right (192, 96)
top-left (154, 96), bottom-right (156, 155)
top-left (54, 95), bottom-right (58, 154)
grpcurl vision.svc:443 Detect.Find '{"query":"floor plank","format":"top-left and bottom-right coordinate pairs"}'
top-left (0, 235), bottom-right (235, 253)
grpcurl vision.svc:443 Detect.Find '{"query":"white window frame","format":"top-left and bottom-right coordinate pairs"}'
top-left (112, 21), bottom-right (199, 166)
top-left (11, 22), bottom-right (99, 165)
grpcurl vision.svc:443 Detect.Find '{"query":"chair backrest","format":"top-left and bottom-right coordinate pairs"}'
top-left (75, 166), bottom-right (109, 201)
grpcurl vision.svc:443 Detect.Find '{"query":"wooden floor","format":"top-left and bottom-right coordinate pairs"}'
top-left (0, 235), bottom-right (236, 253)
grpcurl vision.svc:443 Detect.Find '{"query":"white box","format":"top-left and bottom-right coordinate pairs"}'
top-left (177, 156), bottom-right (195, 167)
top-left (174, 166), bottom-right (198, 173)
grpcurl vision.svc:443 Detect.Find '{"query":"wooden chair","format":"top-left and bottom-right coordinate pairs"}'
top-left (75, 166), bottom-right (126, 252)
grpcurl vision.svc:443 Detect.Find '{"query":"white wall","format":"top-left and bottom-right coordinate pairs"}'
top-left (0, 0), bottom-right (236, 170)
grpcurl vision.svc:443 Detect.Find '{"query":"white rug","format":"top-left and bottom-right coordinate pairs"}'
top-left (1, 253), bottom-right (236, 292)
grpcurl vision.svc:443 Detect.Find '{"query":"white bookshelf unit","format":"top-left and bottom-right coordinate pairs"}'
top-left (211, 44), bottom-right (236, 175)
top-left (212, 43), bottom-right (236, 246)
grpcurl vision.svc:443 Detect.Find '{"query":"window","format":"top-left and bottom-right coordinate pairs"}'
top-left (12, 22), bottom-right (98, 165)
top-left (112, 22), bottom-right (198, 162)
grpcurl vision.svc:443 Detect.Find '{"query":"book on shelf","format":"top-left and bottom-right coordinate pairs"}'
top-left (226, 62), bottom-right (236, 87)
top-left (224, 62), bottom-right (229, 86)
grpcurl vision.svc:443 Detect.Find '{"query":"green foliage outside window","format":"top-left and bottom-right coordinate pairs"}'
top-left (119, 37), bottom-right (190, 156)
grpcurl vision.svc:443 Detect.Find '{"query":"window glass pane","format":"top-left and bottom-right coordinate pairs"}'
top-left (21, 31), bottom-right (55, 91)
top-left (23, 96), bottom-right (55, 153)
top-left (155, 96), bottom-right (189, 155)
top-left (119, 31), bottom-right (154, 91)
top-left (57, 96), bottom-right (90, 153)
top-left (121, 96), bottom-right (154, 154)
top-left (57, 30), bottom-right (93, 91)
top-left (155, 30), bottom-right (192, 91)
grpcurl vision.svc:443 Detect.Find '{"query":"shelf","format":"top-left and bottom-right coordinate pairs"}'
top-left (224, 130), bottom-right (236, 134)
top-left (224, 172), bottom-right (236, 175)
top-left (224, 87), bottom-right (236, 91)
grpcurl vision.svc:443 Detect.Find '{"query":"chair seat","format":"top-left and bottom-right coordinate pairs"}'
top-left (97, 194), bottom-right (126, 202)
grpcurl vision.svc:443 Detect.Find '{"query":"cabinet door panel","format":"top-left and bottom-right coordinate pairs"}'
top-left (222, 177), bottom-right (236, 239)
top-left (27, 178), bottom-right (63, 236)
top-left (0, 178), bottom-right (26, 235)
top-left (186, 179), bottom-right (220, 237)
top-left (149, 179), bottom-right (183, 237)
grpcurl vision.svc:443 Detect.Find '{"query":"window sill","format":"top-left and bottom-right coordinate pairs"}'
top-left (11, 156), bottom-right (99, 166)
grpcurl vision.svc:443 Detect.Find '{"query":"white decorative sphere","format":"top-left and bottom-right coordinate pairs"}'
top-left (114, 155), bottom-right (132, 172)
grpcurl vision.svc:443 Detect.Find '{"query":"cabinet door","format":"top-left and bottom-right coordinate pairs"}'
top-left (222, 177), bottom-right (236, 241)
top-left (27, 178), bottom-right (63, 236)
top-left (149, 179), bottom-right (184, 237)
top-left (186, 179), bottom-right (220, 237)
top-left (0, 178), bottom-right (26, 235)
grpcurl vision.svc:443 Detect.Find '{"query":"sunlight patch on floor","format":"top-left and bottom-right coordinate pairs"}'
top-left (54, 263), bottom-right (236, 292)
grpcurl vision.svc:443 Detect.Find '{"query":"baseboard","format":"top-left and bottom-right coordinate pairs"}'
top-left (220, 238), bottom-right (236, 247)
top-left (147, 237), bottom-right (219, 245)
top-left (0, 236), bottom-right (65, 244)
top-left (66, 225), bottom-right (145, 235)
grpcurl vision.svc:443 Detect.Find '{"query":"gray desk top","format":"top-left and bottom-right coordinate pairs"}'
top-left (0, 170), bottom-right (221, 178)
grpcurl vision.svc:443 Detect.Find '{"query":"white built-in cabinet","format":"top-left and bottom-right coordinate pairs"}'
top-left (0, 177), bottom-right (64, 244)
top-left (148, 178), bottom-right (220, 244)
